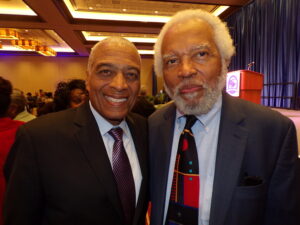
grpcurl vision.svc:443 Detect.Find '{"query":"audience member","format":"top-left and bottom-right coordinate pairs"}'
top-left (36, 89), bottom-right (46, 108)
top-left (37, 79), bottom-right (88, 116)
top-left (132, 89), bottom-right (156, 118)
top-left (7, 89), bottom-right (36, 122)
top-left (44, 92), bottom-right (54, 104)
top-left (0, 77), bottom-right (24, 225)
top-left (25, 92), bottom-right (37, 113)
top-left (67, 79), bottom-right (88, 108)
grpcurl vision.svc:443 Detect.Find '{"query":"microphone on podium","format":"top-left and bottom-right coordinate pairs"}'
top-left (247, 61), bottom-right (255, 70)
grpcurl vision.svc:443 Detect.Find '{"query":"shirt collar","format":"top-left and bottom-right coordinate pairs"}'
top-left (175, 95), bottom-right (222, 128)
top-left (89, 101), bottom-right (129, 137)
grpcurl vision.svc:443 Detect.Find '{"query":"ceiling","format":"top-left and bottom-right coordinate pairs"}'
top-left (0, 0), bottom-right (252, 57)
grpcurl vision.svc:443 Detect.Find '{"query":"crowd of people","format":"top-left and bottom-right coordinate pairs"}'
top-left (0, 8), bottom-right (299, 225)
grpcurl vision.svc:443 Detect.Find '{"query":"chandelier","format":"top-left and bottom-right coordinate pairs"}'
top-left (0, 28), bottom-right (19, 40)
top-left (35, 45), bottom-right (57, 56)
top-left (11, 39), bottom-right (38, 50)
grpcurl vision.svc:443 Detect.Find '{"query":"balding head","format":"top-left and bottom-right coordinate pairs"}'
top-left (87, 37), bottom-right (141, 74)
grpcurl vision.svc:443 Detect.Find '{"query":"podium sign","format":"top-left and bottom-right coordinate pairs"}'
top-left (226, 71), bottom-right (241, 97)
top-left (226, 70), bottom-right (263, 104)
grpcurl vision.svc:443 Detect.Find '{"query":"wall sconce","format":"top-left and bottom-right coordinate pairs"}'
top-left (0, 28), bottom-right (20, 40)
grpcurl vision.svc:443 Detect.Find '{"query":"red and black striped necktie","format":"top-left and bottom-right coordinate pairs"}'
top-left (166, 115), bottom-right (199, 225)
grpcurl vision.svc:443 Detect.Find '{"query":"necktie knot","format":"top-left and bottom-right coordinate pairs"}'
top-left (109, 127), bottom-right (123, 142)
top-left (184, 115), bottom-right (197, 130)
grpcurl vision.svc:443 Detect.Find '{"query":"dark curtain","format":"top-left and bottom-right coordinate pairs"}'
top-left (226, 0), bottom-right (300, 108)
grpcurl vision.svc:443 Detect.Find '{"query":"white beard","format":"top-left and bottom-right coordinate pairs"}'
top-left (164, 64), bottom-right (227, 115)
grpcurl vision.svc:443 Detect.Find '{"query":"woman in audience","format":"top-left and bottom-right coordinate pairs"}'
top-left (0, 77), bottom-right (24, 225)
top-left (38, 79), bottom-right (88, 116)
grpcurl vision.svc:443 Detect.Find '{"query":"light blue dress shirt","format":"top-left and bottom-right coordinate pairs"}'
top-left (89, 102), bottom-right (142, 205)
top-left (163, 96), bottom-right (222, 225)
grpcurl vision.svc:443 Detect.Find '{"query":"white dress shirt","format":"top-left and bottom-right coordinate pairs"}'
top-left (89, 102), bottom-right (142, 205)
top-left (164, 96), bottom-right (222, 225)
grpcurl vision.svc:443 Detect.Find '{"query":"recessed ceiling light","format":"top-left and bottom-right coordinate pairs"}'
top-left (83, 35), bottom-right (157, 43)
top-left (63, 0), bottom-right (228, 23)
top-left (213, 6), bottom-right (229, 16)
top-left (138, 50), bottom-right (154, 55)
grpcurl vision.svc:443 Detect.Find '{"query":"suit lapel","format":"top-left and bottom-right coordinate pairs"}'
top-left (154, 103), bottom-right (177, 224)
top-left (126, 113), bottom-right (147, 190)
top-left (73, 103), bottom-right (123, 220)
top-left (209, 94), bottom-right (248, 225)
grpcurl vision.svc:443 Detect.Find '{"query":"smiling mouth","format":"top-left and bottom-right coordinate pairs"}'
top-left (105, 95), bottom-right (128, 103)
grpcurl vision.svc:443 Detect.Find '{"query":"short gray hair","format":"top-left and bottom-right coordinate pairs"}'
top-left (154, 9), bottom-right (235, 77)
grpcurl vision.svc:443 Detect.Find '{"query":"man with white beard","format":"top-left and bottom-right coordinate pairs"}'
top-left (149, 9), bottom-right (300, 225)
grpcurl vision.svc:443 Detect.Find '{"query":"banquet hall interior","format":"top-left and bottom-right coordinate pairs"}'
top-left (0, 0), bottom-right (299, 152)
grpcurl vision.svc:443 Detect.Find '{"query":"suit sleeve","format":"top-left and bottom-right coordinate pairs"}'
top-left (3, 125), bottom-right (43, 225)
top-left (264, 121), bottom-right (300, 225)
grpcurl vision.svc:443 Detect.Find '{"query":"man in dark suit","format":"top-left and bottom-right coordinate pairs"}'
top-left (4, 37), bottom-right (148, 225)
top-left (149, 9), bottom-right (300, 225)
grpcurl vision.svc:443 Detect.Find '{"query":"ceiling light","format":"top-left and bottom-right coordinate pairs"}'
top-left (138, 50), bottom-right (154, 55)
top-left (82, 31), bottom-right (157, 43)
top-left (35, 45), bottom-right (57, 56)
top-left (64, 0), bottom-right (229, 22)
top-left (0, 45), bottom-right (34, 51)
top-left (213, 6), bottom-right (230, 16)
top-left (85, 35), bottom-right (157, 43)
top-left (0, 6), bottom-right (36, 16)
top-left (0, 29), bottom-right (20, 40)
top-left (64, 0), bottom-right (169, 23)
top-left (52, 47), bottom-right (75, 53)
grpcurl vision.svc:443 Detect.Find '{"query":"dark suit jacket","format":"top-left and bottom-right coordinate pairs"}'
top-left (4, 102), bottom-right (148, 225)
top-left (149, 93), bottom-right (300, 225)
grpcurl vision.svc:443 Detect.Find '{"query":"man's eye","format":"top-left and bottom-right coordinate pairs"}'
top-left (126, 72), bottom-right (139, 80)
top-left (196, 51), bottom-right (209, 58)
top-left (166, 58), bottom-right (178, 65)
top-left (98, 69), bottom-right (112, 77)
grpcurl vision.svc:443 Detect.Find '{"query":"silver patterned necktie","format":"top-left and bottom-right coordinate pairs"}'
top-left (109, 127), bottom-right (136, 225)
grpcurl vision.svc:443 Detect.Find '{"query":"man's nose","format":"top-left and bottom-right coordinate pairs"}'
top-left (178, 57), bottom-right (197, 78)
top-left (110, 71), bottom-right (128, 90)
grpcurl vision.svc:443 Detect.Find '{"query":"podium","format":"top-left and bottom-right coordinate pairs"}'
top-left (226, 70), bottom-right (264, 104)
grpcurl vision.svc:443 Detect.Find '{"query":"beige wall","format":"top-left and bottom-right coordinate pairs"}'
top-left (0, 55), bottom-right (154, 95)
